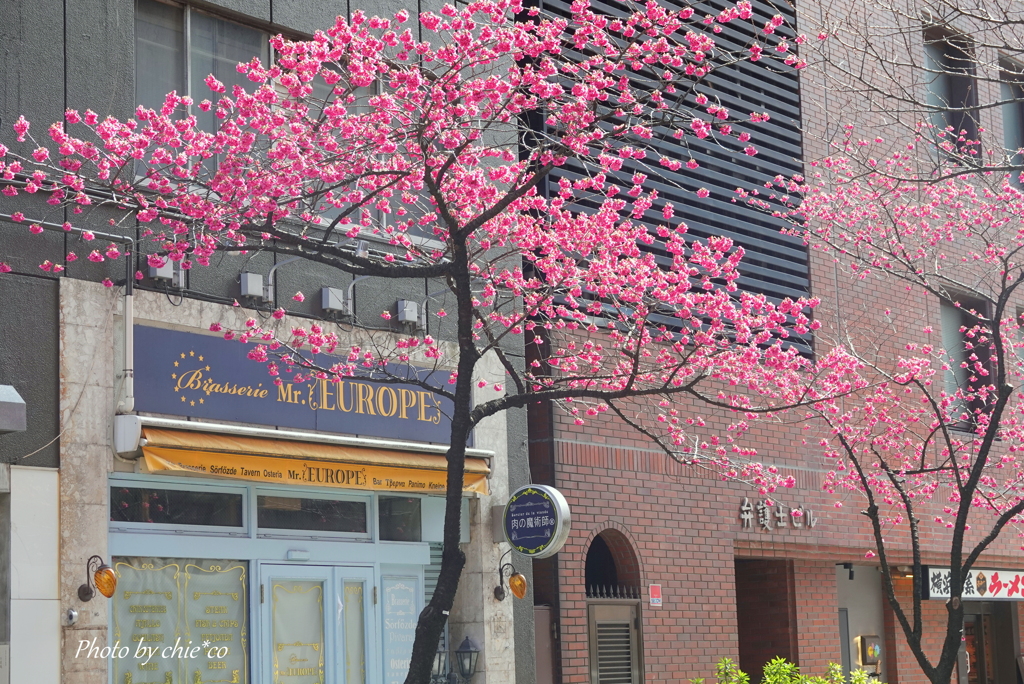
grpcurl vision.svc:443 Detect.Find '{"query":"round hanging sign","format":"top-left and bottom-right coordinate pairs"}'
top-left (503, 485), bottom-right (571, 558)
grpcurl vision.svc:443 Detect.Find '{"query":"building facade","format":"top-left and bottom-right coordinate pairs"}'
top-left (6, 0), bottom-right (1024, 684)
top-left (0, 1), bottom-right (534, 683)
top-left (524, 1), bottom-right (1024, 684)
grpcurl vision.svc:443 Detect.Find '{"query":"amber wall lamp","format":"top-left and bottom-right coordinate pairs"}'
top-left (78, 555), bottom-right (117, 601)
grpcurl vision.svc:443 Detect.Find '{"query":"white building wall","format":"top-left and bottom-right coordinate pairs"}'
top-left (10, 465), bottom-right (60, 684)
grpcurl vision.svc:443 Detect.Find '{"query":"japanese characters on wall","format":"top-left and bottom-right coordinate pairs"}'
top-left (739, 497), bottom-right (818, 531)
top-left (111, 557), bottom-right (248, 684)
top-left (926, 566), bottom-right (1024, 600)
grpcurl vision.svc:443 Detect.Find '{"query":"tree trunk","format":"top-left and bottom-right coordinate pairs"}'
top-left (403, 238), bottom-right (480, 684)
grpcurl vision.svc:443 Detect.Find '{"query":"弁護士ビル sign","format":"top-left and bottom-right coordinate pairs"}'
top-left (503, 485), bottom-right (570, 559)
top-left (134, 325), bottom-right (459, 444)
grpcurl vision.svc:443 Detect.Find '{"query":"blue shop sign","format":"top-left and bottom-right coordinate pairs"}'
top-left (503, 485), bottom-right (571, 559)
top-left (134, 325), bottom-right (458, 444)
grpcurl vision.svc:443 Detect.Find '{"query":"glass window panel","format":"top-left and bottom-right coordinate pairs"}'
top-left (135, 0), bottom-right (185, 111)
top-left (272, 579), bottom-right (325, 684)
top-left (190, 10), bottom-right (268, 134)
top-left (110, 486), bottom-right (244, 527)
top-left (257, 496), bottom-right (368, 534)
top-left (378, 497), bottom-right (421, 542)
top-left (1002, 65), bottom-right (1024, 187)
top-left (344, 581), bottom-right (366, 684)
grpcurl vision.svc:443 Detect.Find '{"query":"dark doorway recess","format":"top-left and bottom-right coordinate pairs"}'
top-left (735, 559), bottom-right (799, 682)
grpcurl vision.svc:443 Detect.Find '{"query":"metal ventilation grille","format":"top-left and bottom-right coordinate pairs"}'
top-left (425, 542), bottom-right (443, 604)
top-left (425, 542), bottom-right (450, 655)
top-left (596, 622), bottom-right (635, 684)
top-left (537, 0), bottom-right (807, 305)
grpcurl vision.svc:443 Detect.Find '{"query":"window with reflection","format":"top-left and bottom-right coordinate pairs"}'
top-left (257, 495), bottom-right (368, 534)
top-left (379, 496), bottom-right (421, 542)
top-left (111, 486), bottom-right (244, 527)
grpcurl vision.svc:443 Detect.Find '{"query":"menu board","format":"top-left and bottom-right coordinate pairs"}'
top-left (112, 557), bottom-right (248, 684)
top-left (184, 562), bottom-right (248, 683)
top-left (381, 577), bottom-right (418, 684)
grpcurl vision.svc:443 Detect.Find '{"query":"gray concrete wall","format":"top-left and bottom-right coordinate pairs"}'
top-left (0, 275), bottom-right (59, 468)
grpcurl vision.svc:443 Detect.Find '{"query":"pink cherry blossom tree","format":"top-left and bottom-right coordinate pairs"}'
top-left (0, 2), bottom-right (853, 681)
top-left (757, 126), bottom-right (1024, 684)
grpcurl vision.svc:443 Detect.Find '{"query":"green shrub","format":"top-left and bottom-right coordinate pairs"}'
top-left (694, 658), bottom-right (871, 684)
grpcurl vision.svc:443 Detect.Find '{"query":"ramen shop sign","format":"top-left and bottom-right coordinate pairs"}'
top-left (925, 566), bottom-right (1024, 600)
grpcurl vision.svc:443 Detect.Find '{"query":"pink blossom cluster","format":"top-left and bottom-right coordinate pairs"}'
top-left (1, 0), bottom-right (822, 496)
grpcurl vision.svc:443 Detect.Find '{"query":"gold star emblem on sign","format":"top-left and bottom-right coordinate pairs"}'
top-left (206, 366), bottom-right (211, 371)
top-left (180, 396), bottom-right (186, 402)
top-left (171, 373), bottom-right (177, 379)
top-left (174, 361), bottom-right (179, 367)
top-left (189, 351), bottom-right (195, 357)
top-left (199, 355), bottom-right (204, 361)
top-left (199, 398), bottom-right (204, 404)
top-left (190, 400), bottom-right (195, 406)
top-left (180, 353), bottom-right (185, 359)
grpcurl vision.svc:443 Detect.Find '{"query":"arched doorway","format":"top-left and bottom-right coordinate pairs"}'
top-left (585, 530), bottom-right (642, 684)
top-left (585, 529), bottom-right (640, 599)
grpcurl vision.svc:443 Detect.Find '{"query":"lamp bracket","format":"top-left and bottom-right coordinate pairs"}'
top-left (494, 549), bottom-right (518, 601)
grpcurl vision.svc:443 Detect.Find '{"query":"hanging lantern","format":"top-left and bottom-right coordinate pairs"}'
top-left (93, 562), bottom-right (118, 598)
top-left (508, 572), bottom-right (528, 600)
top-left (78, 555), bottom-right (117, 601)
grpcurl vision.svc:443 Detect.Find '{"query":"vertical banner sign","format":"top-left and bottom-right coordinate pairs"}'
top-left (382, 577), bottom-right (418, 684)
top-left (649, 584), bottom-right (662, 607)
top-left (503, 485), bottom-right (572, 559)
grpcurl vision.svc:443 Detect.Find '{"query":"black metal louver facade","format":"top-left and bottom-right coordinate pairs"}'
top-left (538, 0), bottom-right (807, 306)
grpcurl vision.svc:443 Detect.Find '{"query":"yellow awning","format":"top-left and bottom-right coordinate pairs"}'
top-left (140, 428), bottom-right (489, 494)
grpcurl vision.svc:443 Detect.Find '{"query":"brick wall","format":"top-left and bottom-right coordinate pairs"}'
top-left (537, 2), bottom-right (1024, 682)
top-left (544, 437), bottom-right (1024, 684)
top-left (794, 561), bottom-right (843, 676)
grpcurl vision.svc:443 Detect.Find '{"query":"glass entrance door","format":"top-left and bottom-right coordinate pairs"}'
top-left (260, 564), bottom-right (375, 684)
